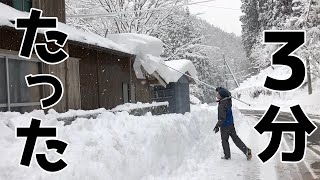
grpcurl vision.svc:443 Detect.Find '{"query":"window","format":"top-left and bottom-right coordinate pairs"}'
top-left (14, 0), bottom-right (32, 12)
top-left (9, 59), bottom-right (42, 103)
top-left (0, 54), bottom-right (42, 112)
top-left (0, 0), bottom-right (32, 12)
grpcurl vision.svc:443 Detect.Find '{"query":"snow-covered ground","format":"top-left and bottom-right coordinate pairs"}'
top-left (233, 66), bottom-right (320, 115)
top-left (0, 104), bottom-right (295, 180)
top-left (111, 101), bottom-right (169, 112)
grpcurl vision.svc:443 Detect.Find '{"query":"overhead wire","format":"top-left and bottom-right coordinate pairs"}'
top-left (157, 60), bottom-right (252, 106)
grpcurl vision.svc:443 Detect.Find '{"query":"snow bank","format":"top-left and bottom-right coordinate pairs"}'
top-left (233, 66), bottom-right (320, 114)
top-left (190, 95), bottom-right (202, 105)
top-left (111, 101), bottom-right (169, 112)
top-left (0, 104), bottom-right (258, 180)
top-left (0, 105), bottom-right (218, 180)
top-left (235, 66), bottom-right (292, 91)
top-left (0, 104), bottom-right (291, 180)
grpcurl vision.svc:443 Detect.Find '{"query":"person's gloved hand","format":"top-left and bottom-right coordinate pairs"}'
top-left (213, 126), bottom-right (219, 133)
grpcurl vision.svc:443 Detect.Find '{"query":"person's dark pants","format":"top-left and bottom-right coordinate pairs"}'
top-left (220, 124), bottom-right (248, 158)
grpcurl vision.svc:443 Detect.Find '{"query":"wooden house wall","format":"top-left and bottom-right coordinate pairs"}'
top-left (0, 27), bottom-right (153, 112)
top-left (97, 51), bottom-right (131, 109)
top-left (68, 43), bottom-right (135, 110)
top-left (32, 0), bottom-right (66, 22)
top-left (68, 43), bottom-right (153, 110)
top-left (131, 66), bottom-right (152, 103)
top-left (0, 28), bottom-right (23, 51)
top-left (0, 27), bottom-right (80, 112)
top-left (68, 45), bottom-right (99, 110)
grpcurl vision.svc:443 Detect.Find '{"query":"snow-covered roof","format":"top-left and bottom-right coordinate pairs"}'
top-left (0, 3), bottom-right (197, 84)
top-left (0, 3), bottom-right (126, 53)
top-left (157, 60), bottom-right (197, 83)
top-left (108, 34), bottom-right (197, 83)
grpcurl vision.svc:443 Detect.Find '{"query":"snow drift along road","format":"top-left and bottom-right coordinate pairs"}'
top-left (0, 105), bottom-right (286, 180)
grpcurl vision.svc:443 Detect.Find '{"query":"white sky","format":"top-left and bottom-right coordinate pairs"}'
top-left (188, 0), bottom-right (243, 36)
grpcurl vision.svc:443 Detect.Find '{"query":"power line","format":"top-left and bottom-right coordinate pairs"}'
top-left (67, 0), bottom-right (218, 18)
top-left (192, 4), bottom-right (241, 11)
top-left (156, 60), bottom-right (251, 106)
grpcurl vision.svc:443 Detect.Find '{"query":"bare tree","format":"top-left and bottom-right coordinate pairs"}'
top-left (66, 0), bottom-right (188, 35)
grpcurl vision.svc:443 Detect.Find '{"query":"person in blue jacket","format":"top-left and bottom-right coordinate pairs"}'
top-left (213, 87), bottom-right (252, 160)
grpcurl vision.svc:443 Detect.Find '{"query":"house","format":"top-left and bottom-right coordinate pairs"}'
top-left (0, 0), bottom-right (197, 114)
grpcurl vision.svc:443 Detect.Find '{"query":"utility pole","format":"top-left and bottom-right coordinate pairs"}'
top-left (223, 54), bottom-right (240, 88)
top-left (223, 53), bottom-right (228, 89)
top-left (305, 0), bottom-right (313, 95)
top-left (223, 54), bottom-right (228, 89)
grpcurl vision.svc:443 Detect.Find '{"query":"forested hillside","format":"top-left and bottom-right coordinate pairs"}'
top-left (241, 0), bottom-right (320, 81)
top-left (66, 0), bottom-right (250, 103)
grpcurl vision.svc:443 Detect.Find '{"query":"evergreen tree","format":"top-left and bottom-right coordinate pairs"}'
top-left (241, 0), bottom-right (294, 71)
top-left (287, 0), bottom-right (320, 78)
top-left (240, 0), bottom-right (260, 69)
top-left (152, 8), bottom-right (216, 102)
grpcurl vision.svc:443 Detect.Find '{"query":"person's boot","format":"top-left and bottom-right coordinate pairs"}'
top-left (246, 148), bottom-right (252, 161)
top-left (221, 156), bottom-right (231, 160)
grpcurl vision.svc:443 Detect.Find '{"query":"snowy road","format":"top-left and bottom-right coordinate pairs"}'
top-left (148, 114), bottom-right (280, 180)
top-left (148, 108), bottom-right (295, 180)
top-left (241, 109), bottom-right (320, 180)
top-left (240, 109), bottom-right (320, 146)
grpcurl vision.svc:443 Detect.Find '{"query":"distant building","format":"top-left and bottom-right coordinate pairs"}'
top-left (0, 1), bottom-right (196, 114)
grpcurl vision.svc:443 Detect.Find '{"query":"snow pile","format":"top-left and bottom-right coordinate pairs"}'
top-left (190, 95), bottom-right (202, 105)
top-left (233, 66), bottom-right (320, 114)
top-left (0, 105), bottom-right (215, 180)
top-left (235, 66), bottom-right (292, 91)
top-left (0, 104), bottom-right (293, 180)
top-left (111, 101), bottom-right (169, 112)
top-left (47, 108), bottom-right (107, 119)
